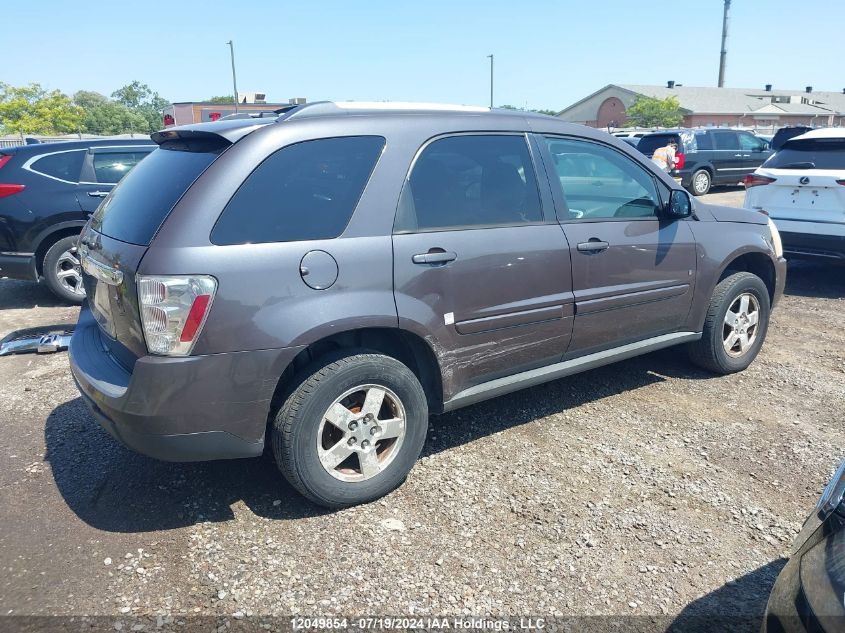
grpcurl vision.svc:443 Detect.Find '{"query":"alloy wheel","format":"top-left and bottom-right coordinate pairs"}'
top-left (55, 248), bottom-right (85, 297)
top-left (316, 385), bottom-right (406, 482)
top-left (723, 293), bottom-right (760, 357)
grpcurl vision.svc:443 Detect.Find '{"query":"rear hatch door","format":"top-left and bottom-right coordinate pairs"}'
top-left (78, 142), bottom-right (223, 366)
top-left (750, 136), bottom-right (845, 223)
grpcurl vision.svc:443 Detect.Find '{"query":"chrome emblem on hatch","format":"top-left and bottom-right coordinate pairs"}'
top-left (800, 176), bottom-right (810, 185)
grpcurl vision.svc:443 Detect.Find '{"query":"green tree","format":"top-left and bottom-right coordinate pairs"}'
top-left (624, 95), bottom-right (684, 128)
top-left (74, 91), bottom-right (149, 135)
top-left (202, 95), bottom-right (236, 103)
top-left (111, 81), bottom-right (169, 133)
top-left (0, 83), bottom-right (84, 135)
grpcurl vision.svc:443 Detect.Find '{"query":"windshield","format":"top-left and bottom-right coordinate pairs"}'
top-left (91, 146), bottom-right (220, 245)
top-left (763, 138), bottom-right (845, 170)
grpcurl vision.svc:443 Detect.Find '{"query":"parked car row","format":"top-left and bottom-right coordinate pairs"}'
top-left (0, 139), bottom-right (155, 301)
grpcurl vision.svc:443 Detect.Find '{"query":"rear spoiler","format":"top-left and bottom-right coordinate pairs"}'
top-left (150, 119), bottom-right (276, 147)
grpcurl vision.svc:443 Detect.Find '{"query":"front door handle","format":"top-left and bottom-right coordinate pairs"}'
top-left (412, 250), bottom-right (457, 265)
top-left (577, 239), bottom-right (610, 253)
top-left (87, 190), bottom-right (109, 198)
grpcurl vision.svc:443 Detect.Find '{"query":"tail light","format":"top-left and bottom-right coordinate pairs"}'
top-left (674, 152), bottom-right (685, 170)
top-left (837, 180), bottom-right (845, 186)
top-left (0, 154), bottom-right (25, 198)
top-left (744, 174), bottom-right (776, 188)
top-left (137, 275), bottom-right (217, 356)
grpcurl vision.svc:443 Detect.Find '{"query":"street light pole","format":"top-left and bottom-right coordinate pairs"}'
top-left (717, 0), bottom-right (731, 88)
top-left (487, 54), bottom-right (494, 108)
top-left (227, 40), bottom-right (239, 113)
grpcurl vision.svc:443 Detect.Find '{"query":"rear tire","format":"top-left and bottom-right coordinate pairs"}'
top-left (687, 169), bottom-right (712, 196)
top-left (272, 352), bottom-right (428, 508)
top-left (42, 235), bottom-right (85, 304)
top-left (687, 272), bottom-right (771, 374)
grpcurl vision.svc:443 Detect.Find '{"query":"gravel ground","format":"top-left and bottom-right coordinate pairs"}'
top-left (0, 189), bottom-right (843, 631)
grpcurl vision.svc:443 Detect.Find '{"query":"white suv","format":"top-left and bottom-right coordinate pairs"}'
top-left (744, 128), bottom-right (845, 260)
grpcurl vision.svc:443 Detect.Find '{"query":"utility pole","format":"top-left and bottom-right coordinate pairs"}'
top-left (227, 40), bottom-right (239, 113)
top-left (487, 54), bottom-right (494, 108)
top-left (718, 0), bottom-right (731, 87)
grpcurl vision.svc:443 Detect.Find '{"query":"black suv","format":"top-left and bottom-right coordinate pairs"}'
top-left (0, 139), bottom-right (155, 301)
top-left (637, 129), bottom-right (773, 195)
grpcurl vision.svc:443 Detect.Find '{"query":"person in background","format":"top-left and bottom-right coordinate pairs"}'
top-left (652, 140), bottom-right (678, 172)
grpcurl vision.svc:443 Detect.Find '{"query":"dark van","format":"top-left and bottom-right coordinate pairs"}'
top-left (637, 129), bottom-right (773, 195)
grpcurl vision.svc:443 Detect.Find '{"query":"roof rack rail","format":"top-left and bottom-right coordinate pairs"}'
top-left (276, 101), bottom-right (490, 122)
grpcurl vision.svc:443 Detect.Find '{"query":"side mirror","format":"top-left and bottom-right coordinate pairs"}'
top-left (666, 189), bottom-right (692, 219)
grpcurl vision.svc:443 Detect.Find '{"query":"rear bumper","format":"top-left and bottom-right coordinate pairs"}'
top-left (69, 303), bottom-right (304, 462)
top-left (780, 231), bottom-right (845, 260)
top-left (0, 252), bottom-right (37, 281)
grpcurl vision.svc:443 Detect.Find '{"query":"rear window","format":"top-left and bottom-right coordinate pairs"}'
top-left (211, 136), bottom-right (385, 246)
top-left (30, 150), bottom-right (85, 182)
top-left (764, 138), bottom-right (845, 170)
top-left (91, 147), bottom-right (219, 245)
top-left (636, 134), bottom-right (680, 157)
top-left (92, 151), bottom-right (150, 183)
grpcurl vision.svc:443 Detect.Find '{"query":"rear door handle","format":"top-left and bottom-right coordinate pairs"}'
top-left (87, 190), bottom-right (109, 198)
top-left (576, 239), bottom-right (610, 253)
top-left (412, 251), bottom-right (457, 264)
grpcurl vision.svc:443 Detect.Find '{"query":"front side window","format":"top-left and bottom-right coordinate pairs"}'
top-left (543, 136), bottom-right (661, 220)
top-left (30, 150), bottom-right (85, 182)
top-left (739, 133), bottom-right (767, 153)
top-left (395, 134), bottom-right (543, 232)
top-left (212, 136), bottom-right (385, 245)
top-left (92, 151), bottom-right (149, 183)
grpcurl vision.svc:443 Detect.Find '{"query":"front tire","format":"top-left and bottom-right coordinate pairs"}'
top-left (688, 169), bottom-right (712, 196)
top-left (272, 352), bottom-right (428, 508)
top-left (42, 235), bottom-right (85, 304)
top-left (687, 272), bottom-right (771, 374)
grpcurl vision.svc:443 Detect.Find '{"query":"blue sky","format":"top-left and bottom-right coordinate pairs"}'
top-left (6, 0), bottom-right (844, 110)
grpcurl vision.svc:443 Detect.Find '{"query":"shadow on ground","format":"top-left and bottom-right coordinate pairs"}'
top-left (667, 558), bottom-right (786, 632)
top-left (45, 346), bottom-right (715, 532)
top-left (0, 279), bottom-right (69, 311)
top-left (784, 260), bottom-right (845, 299)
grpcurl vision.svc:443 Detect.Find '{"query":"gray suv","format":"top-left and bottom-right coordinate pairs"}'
top-left (69, 103), bottom-right (787, 508)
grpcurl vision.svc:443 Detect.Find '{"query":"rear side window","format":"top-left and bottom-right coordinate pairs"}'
top-left (636, 134), bottom-right (680, 157)
top-left (211, 136), bottom-right (385, 245)
top-left (712, 130), bottom-right (739, 150)
top-left (395, 134), bottom-right (543, 232)
top-left (92, 151), bottom-right (150, 183)
top-left (30, 150), bottom-right (84, 182)
top-left (764, 138), bottom-right (845, 170)
top-left (91, 147), bottom-right (219, 245)
top-left (694, 131), bottom-right (713, 150)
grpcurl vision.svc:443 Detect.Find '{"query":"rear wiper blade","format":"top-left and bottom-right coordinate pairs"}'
top-left (779, 162), bottom-right (816, 169)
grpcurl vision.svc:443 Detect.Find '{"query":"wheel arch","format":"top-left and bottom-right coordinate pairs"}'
top-left (716, 250), bottom-right (777, 304)
top-left (32, 221), bottom-right (85, 277)
top-left (269, 327), bottom-right (444, 425)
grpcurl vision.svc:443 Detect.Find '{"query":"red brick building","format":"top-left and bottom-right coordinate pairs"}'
top-left (557, 83), bottom-right (845, 130)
